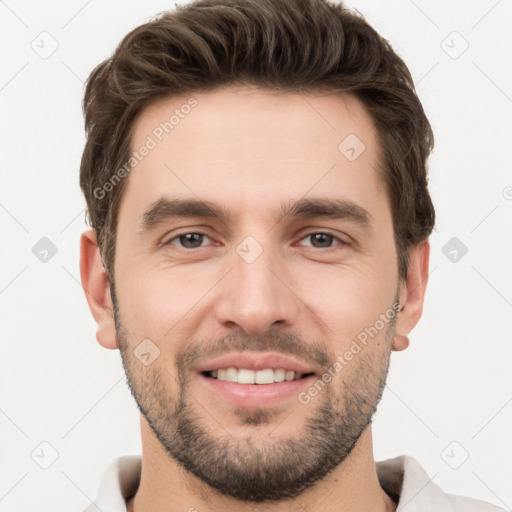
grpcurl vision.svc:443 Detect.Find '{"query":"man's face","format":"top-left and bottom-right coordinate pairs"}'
top-left (112, 87), bottom-right (402, 501)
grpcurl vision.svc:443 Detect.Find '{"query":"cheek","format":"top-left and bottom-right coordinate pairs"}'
top-left (292, 262), bottom-right (395, 343)
top-left (117, 267), bottom-right (214, 343)
top-left (116, 239), bottom-right (398, 350)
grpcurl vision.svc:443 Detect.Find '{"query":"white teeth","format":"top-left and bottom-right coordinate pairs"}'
top-left (285, 370), bottom-right (295, 381)
top-left (273, 369), bottom-right (285, 382)
top-left (225, 367), bottom-right (238, 383)
top-left (237, 368), bottom-right (255, 384)
top-left (255, 369), bottom-right (274, 384)
top-left (211, 368), bottom-right (303, 384)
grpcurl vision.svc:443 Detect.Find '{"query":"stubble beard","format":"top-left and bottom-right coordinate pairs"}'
top-left (112, 285), bottom-right (396, 502)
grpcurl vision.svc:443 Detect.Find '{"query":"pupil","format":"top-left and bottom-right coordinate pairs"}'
top-left (181, 233), bottom-right (202, 248)
top-left (312, 233), bottom-right (332, 247)
top-left (178, 233), bottom-right (332, 249)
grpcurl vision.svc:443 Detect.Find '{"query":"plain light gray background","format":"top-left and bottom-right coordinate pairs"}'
top-left (1, 0), bottom-right (511, 510)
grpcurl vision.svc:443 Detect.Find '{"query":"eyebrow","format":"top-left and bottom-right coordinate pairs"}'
top-left (139, 196), bottom-right (371, 232)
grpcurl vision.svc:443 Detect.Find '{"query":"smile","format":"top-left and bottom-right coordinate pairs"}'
top-left (205, 368), bottom-right (314, 384)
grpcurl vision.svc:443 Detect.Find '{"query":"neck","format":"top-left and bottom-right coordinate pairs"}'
top-left (127, 416), bottom-right (397, 512)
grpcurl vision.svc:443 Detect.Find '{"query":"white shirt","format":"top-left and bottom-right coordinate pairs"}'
top-left (83, 455), bottom-right (507, 511)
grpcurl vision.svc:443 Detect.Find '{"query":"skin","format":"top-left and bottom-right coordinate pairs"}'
top-left (80, 86), bottom-right (429, 512)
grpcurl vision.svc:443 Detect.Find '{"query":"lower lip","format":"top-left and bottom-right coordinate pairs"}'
top-left (198, 373), bottom-right (316, 409)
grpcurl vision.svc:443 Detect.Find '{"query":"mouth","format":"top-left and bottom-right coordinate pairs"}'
top-left (195, 352), bottom-right (320, 409)
top-left (202, 368), bottom-right (316, 384)
top-left (198, 370), bottom-right (317, 410)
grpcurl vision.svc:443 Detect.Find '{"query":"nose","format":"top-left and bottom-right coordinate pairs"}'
top-left (213, 243), bottom-right (300, 335)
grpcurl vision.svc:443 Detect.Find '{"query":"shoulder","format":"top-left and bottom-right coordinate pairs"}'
top-left (443, 492), bottom-right (508, 511)
top-left (376, 455), bottom-right (508, 512)
top-left (82, 455), bottom-right (142, 512)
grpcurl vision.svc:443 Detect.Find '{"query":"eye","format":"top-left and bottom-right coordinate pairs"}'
top-left (161, 231), bottom-right (348, 251)
top-left (163, 232), bottom-right (212, 249)
top-left (297, 232), bottom-right (346, 249)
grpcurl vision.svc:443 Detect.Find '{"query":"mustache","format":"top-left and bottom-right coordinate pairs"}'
top-left (176, 330), bottom-right (333, 373)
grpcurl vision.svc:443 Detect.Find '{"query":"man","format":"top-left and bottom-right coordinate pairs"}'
top-left (78, 0), bottom-right (505, 510)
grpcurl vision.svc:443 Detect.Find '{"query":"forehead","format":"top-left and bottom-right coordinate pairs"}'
top-left (132, 86), bottom-right (378, 159)
top-left (119, 86), bottom-right (388, 226)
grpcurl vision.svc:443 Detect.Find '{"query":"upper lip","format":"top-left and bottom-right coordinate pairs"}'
top-left (195, 351), bottom-right (318, 374)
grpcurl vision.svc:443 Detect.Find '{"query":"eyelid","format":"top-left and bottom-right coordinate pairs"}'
top-left (161, 230), bottom-right (214, 248)
top-left (161, 229), bottom-right (350, 250)
top-left (295, 230), bottom-right (349, 247)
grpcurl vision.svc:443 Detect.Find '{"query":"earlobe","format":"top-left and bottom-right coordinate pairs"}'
top-left (393, 241), bottom-right (430, 351)
top-left (79, 229), bottom-right (119, 350)
top-left (392, 334), bottom-right (410, 351)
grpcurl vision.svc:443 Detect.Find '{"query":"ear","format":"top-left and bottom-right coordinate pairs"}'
top-left (80, 229), bottom-right (119, 350)
top-left (393, 240), bottom-right (430, 351)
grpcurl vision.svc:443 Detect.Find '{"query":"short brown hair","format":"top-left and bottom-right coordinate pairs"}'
top-left (80, 0), bottom-right (435, 282)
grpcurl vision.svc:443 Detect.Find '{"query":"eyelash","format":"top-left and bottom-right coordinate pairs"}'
top-left (162, 231), bottom-right (348, 250)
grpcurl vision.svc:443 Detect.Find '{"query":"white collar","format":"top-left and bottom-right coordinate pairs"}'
top-left (84, 454), bottom-right (505, 511)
